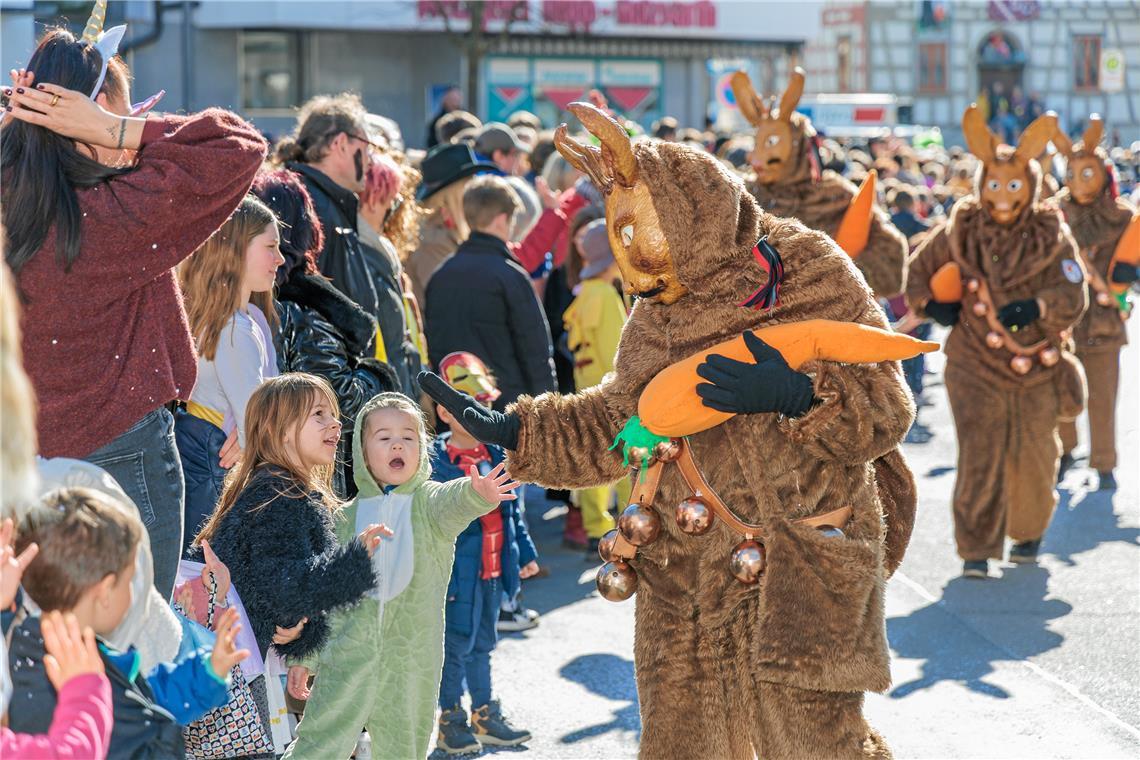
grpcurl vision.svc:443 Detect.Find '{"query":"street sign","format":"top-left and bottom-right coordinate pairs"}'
top-left (1100, 49), bottom-right (1125, 93)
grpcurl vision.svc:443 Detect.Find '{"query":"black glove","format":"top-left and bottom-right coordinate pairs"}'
top-left (1110, 262), bottom-right (1139, 284)
top-left (418, 371), bottom-right (520, 450)
top-left (695, 331), bottom-right (815, 418)
top-left (924, 300), bottom-right (961, 327)
top-left (998, 298), bottom-right (1040, 331)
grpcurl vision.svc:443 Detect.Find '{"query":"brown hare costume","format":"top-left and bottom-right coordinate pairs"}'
top-left (1053, 115), bottom-right (1137, 480)
top-left (731, 68), bottom-right (908, 299)
top-left (907, 107), bottom-right (1088, 567)
top-left (424, 102), bottom-right (919, 759)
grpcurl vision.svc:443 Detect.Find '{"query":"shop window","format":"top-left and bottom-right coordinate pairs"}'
top-left (837, 35), bottom-right (852, 93)
top-left (1073, 35), bottom-right (1101, 91)
top-left (241, 31), bottom-right (302, 111)
top-left (918, 42), bottom-right (947, 93)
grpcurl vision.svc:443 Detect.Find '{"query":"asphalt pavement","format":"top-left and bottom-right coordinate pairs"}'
top-left (431, 322), bottom-right (1139, 760)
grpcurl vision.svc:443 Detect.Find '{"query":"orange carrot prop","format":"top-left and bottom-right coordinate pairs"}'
top-left (1109, 214), bottom-right (1140, 296)
top-left (929, 261), bottom-right (963, 302)
top-left (638, 319), bottom-right (939, 436)
top-left (834, 170), bottom-right (876, 258)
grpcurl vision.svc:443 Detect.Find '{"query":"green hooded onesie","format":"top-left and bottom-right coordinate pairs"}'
top-left (283, 397), bottom-right (496, 760)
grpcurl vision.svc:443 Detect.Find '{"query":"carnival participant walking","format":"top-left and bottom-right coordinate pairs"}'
top-left (907, 107), bottom-right (1088, 578)
top-left (1053, 115), bottom-right (1139, 489)
top-left (0, 10), bottom-right (267, 598)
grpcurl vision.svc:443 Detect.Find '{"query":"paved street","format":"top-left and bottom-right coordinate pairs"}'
top-left (450, 322), bottom-right (1140, 759)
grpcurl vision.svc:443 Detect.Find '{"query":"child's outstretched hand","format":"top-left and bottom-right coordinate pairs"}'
top-left (209, 607), bottom-right (250, 680)
top-left (0, 516), bottom-right (39, 609)
top-left (41, 611), bottom-right (104, 690)
top-left (357, 523), bottom-right (394, 557)
top-left (469, 462), bottom-right (522, 505)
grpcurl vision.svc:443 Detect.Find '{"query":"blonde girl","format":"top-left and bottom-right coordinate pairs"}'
top-left (198, 374), bottom-right (389, 743)
top-left (175, 195), bottom-right (286, 555)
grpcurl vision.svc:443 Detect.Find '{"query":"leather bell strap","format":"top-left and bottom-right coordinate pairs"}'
top-left (608, 438), bottom-right (854, 561)
top-left (974, 280), bottom-right (1049, 356)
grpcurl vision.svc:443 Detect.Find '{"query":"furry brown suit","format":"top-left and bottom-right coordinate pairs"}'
top-left (906, 110), bottom-right (1087, 561)
top-left (505, 121), bottom-right (916, 759)
top-left (1052, 124), bottom-right (1136, 473)
top-left (732, 70), bottom-right (908, 299)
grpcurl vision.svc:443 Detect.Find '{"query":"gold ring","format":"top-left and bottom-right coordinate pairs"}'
top-left (50, 93), bottom-right (60, 107)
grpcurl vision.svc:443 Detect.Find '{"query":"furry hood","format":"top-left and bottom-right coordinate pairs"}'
top-left (278, 270), bottom-right (378, 357)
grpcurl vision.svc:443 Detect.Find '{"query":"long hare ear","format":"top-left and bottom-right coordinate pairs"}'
top-left (1081, 114), bottom-right (1104, 151)
top-left (776, 67), bottom-right (805, 123)
top-left (1015, 111), bottom-right (1057, 165)
top-left (962, 104), bottom-right (998, 164)
top-left (568, 101), bottom-right (638, 189)
top-left (554, 123), bottom-right (611, 193)
top-left (1051, 121), bottom-right (1074, 158)
top-left (730, 70), bottom-right (768, 127)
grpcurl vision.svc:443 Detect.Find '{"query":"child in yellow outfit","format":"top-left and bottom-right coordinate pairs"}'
top-left (563, 219), bottom-right (632, 558)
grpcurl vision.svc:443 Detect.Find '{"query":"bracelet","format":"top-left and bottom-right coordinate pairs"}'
top-left (116, 118), bottom-right (126, 150)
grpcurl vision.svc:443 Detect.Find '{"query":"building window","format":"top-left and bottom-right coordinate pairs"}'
top-left (1073, 35), bottom-right (1101, 91)
top-left (918, 42), bottom-right (947, 93)
top-left (837, 35), bottom-right (852, 92)
top-left (241, 31), bottom-right (302, 111)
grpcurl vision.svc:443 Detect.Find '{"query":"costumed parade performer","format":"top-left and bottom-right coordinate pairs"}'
top-left (1052, 115), bottom-right (1139, 489)
top-left (730, 68), bottom-right (908, 299)
top-left (422, 101), bottom-right (939, 759)
top-left (906, 106), bottom-right (1088, 578)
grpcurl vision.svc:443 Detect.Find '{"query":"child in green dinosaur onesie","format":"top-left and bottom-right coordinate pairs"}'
top-left (281, 392), bottom-right (521, 760)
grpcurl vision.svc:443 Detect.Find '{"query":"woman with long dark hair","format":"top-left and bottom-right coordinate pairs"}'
top-left (1, 11), bottom-right (267, 598)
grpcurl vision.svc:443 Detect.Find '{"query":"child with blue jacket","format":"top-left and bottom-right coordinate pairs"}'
top-left (430, 352), bottom-right (539, 755)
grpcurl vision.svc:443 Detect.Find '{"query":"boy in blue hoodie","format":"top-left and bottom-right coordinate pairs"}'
top-left (8, 487), bottom-right (244, 758)
top-left (431, 351), bottom-right (540, 754)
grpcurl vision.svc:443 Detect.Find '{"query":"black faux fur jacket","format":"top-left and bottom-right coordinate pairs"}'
top-left (207, 466), bottom-right (376, 660)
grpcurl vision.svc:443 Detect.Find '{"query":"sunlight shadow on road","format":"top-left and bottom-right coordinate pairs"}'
top-left (886, 567), bottom-right (1070, 701)
top-left (1046, 484), bottom-right (1140, 566)
top-left (558, 654), bottom-right (641, 744)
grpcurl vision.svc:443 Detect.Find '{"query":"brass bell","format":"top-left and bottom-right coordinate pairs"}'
top-left (598, 529), bottom-right (619, 562)
top-left (1096, 291), bottom-right (1113, 307)
top-left (1010, 355), bottom-right (1033, 375)
top-left (596, 560), bottom-right (638, 601)
top-left (730, 540), bottom-right (766, 584)
top-left (627, 446), bottom-right (650, 468)
top-left (985, 331), bottom-right (1004, 349)
top-left (816, 525), bottom-right (845, 539)
top-left (674, 497), bottom-right (713, 535)
top-left (654, 439), bottom-right (682, 463)
top-left (1039, 347), bottom-right (1060, 367)
top-left (967, 279), bottom-right (980, 293)
top-left (972, 301), bottom-right (988, 317)
top-left (618, 503), bottom-right (661, 546)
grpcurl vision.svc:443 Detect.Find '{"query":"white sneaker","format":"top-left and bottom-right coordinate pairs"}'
top-left (497, 607), bottom-right (539, 632)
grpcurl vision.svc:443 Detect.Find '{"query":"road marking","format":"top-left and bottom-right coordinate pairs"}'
top-left (893, 570), bottom-right (1140, 742)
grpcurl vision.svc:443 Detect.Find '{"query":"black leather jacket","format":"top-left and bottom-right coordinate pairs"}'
top-left (275, 268), bottom-right (398, 495)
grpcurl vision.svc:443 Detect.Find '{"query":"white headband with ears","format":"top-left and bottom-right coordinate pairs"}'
top-left (87, 24), bottom-right (126, 99)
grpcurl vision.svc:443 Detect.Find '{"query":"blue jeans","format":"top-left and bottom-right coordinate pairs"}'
top-left (173, 410), bottom-right (228, 559)
top-left (85, 407), bottom-right (184, 600)
top-left (902, 322), bottom-right (933, 397)
top-left (440, 577), bottom-right (500, 709)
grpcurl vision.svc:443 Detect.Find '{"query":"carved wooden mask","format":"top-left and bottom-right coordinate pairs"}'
top-left (963, 104), bottom-right (1056, 226)
top-left (1054, 115), bottom-right (1107, 205)
top-left (730, 67), bottom-right (805, 185)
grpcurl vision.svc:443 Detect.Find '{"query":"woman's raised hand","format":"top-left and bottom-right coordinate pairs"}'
top-left (468, 462), bottom-right (521, 505)
top-left (2, 81), bottom-right (145, 150)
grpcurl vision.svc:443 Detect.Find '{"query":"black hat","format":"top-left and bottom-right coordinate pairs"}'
top-left (416, 143), bottom-right (498, 201)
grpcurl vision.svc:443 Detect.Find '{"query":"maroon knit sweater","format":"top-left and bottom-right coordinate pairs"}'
top-left (17, 109), bottom-right (268, 458)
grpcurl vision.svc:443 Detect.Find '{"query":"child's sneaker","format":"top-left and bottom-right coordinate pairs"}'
top-left (1008, 539), bottom-right (1040, 564)
top-left (497, 606), bottom-right (539, 632)
top-left (437, 706), bottom-right (481, 755)
top-left (471, 700), bottom-right (531, 747)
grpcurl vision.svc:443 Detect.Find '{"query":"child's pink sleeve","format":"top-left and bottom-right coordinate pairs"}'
top-left (1, 673), bottom-right (114, 759)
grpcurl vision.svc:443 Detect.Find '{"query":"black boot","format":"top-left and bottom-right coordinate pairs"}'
top-left (1057, 452), bottom-right (1075, 483)
top-left (1098, 470), bottom-right (1117, 491)
top-left (437, 706), bottom-right (480, 755)
top-left (1009, 539), bottom-right (1041, 564)
top-left (962, 559), bottom-right (990, 579)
